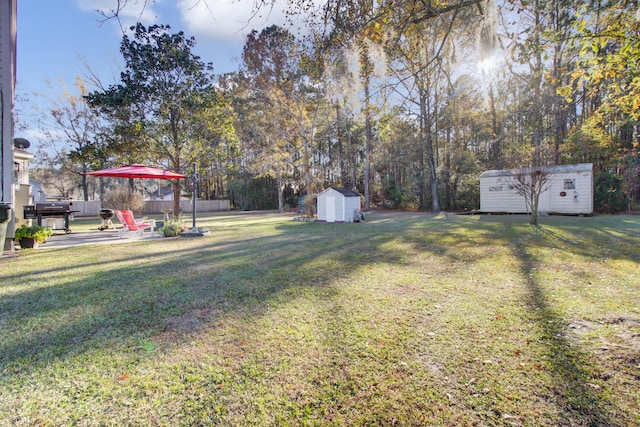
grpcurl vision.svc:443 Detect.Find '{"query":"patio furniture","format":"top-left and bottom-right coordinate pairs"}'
top-left (114, 210), bottom-right (156, 238)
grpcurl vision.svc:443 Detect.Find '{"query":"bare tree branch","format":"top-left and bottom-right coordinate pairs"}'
top-left (411, 0), bottom-right (484, 24)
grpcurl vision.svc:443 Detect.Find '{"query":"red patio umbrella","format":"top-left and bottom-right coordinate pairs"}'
top-left (86, 164), bottom-right (186, 179)
top-left (87, 164), bottom-right (187, 223)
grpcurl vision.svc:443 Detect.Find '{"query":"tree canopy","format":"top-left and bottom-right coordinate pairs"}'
top-left (33, 1), bottom-right (640, 214)
top-left (86, 23), bottom-right (237, 214)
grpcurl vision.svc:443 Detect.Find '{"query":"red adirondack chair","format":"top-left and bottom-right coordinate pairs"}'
top-left (114, 209), bottom-right (156, 238)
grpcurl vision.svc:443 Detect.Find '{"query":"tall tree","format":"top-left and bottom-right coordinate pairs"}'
top-left (561, 1), bottom-right (640, 208)
top-left (359, 40), bottom-right (376, 211)
top-left (500, 0), bottom-right (581, 167)
top-left (87, 23), bottom-right (235, 215)
top-left (241, 26), bottom-right (302, 212)
top-left (567, 1), bottom-right (640, 122)
top-left (38, 77), bottom-right (107, 201)
top-left (241, 25), bottom-right (327, 210)
top-left (386, 10), bottom-right (464, 212)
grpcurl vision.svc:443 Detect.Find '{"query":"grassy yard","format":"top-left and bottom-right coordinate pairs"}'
top-left (1, 211), bottom-right (639, 426)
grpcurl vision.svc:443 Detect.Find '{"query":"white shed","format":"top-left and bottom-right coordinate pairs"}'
top-left (480, 163), bottom-right (593, 215)
top-left (317, 188), bottom-right (362, 223)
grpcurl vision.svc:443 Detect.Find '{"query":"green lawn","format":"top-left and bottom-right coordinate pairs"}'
top-left (1, 211), bottom-right (639, 426)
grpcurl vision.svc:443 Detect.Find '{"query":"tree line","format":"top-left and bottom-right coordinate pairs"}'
top-left (29, 0), bottom-right (640, 214)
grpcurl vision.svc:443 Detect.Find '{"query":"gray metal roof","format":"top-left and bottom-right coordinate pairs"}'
top-left (322, 187), bottom-right (361, 197)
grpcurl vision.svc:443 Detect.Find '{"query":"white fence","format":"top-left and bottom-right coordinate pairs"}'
top-left (71, 200), bottom-right (230, 217)
top-left (70, 201), bottom-right (101, 217)
top-left (142, 200), bottom-right (230, 215)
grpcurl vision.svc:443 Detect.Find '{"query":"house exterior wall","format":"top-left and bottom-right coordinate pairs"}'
top-left (1, 0), bottom-right (16, 204)
top-left (1, 0), bottom-right (17, 251)
top-left (480, 163), bottom-right (593, 214)
top-left (13, 149), bottom-right (33, 226)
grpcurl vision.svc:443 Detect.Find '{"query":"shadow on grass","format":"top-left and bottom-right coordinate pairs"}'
top-left (401, 213), bottom-right (636, 425)
top-left (480, 214), bottom-right (640, 264)
top-left (511, 223), bottom-right (619, 427)
top-left (0, 217), bottom-right (406, 373)
top-left (1, 212), bottom-right (638, 425)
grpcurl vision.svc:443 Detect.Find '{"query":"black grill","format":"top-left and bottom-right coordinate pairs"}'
top-left (24, 202), bottom-right (77, 233)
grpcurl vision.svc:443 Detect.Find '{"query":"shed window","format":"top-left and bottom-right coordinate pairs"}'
top-left (563, 179), bottom-right (576, 190)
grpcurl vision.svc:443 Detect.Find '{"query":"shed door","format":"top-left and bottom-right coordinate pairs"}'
top-left (326, 197), bottom-right (336, 222)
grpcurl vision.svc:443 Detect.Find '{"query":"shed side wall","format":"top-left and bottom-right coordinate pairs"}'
top-left (335, 193), bottom-right (345, 221)
top-left (480, 167), bottom-right (593, 214)
top-left (480, 176), bottom-right (527, 213)
top-left (344, 197), bottom-right (361, 222)
top-left (547, 171), bottom-right (593, 213)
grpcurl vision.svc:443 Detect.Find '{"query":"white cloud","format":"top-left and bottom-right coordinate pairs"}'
top-left (176, 0), bottom-right (294, 43)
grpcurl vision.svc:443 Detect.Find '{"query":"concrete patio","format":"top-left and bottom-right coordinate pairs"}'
top-left (29, 229), bottom-right (160, 250)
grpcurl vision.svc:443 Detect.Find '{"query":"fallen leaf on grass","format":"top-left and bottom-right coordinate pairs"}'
top-left (495, 315), bottom-right (506, 320)
top-left (117, 373), bottom-right (130, 382)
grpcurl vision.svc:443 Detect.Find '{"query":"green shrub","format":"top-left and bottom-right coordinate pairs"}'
top-left (103, 187), bottom-right (146, 213)
top-left (594, 172), bottom-right (627, 213)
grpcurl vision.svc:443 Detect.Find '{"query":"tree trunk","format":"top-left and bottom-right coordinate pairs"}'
top-left (173, 180), bottom-right (181, 219)
top-left (444, 131), bottom-right (451, 210)
top-left (422, 86), bottom-right (440, 213)
top-left (336, 103), bottom-right (348, 187)
top-left (364, 91), bottom-right (372, 211)
top-left (418, 91), bottom-right (427, 209)
top-left (277, 169), bottom-right (284, 212)
top-left (488, 82), bottom-right (501, 169)
top-left (360, 43), bottom-right (374, 211)
top-left (81, 164), bottom-right (89, 201)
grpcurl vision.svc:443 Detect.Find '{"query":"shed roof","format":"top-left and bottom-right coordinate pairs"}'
top-left (480, 163), bottom-right (593, 178)
top-left (320, 187), bottom-right (361, 197)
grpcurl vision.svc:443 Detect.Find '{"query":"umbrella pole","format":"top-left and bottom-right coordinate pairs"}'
top-left (192, 163), bottom-right (197, 232)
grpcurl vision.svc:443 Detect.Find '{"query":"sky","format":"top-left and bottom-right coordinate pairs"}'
top-left (15, 0), bottom-right (299, 145)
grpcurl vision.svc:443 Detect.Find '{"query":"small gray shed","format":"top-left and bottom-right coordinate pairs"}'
top-left (317, 188), bottom-right (362, 222)
top-left (480, 163), bottom-right (593, 215)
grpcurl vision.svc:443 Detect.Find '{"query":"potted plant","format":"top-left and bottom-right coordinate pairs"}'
top-left (160, 218), bottom-right (187, 237)
top-left (14, 224), bottom-right (53, 249)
